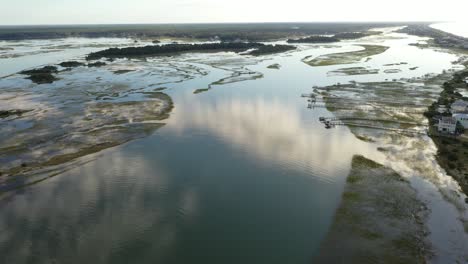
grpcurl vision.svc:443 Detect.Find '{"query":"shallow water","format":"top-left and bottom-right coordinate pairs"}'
top-left (0, 31), bottom-right (466, 263)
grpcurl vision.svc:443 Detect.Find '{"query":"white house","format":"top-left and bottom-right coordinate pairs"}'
top-left (437, 117), bottom-right (457, 134)
top-left (451, 99), bottom-right (468, 113)
top-left (453, 113), bottom-right (468, 128)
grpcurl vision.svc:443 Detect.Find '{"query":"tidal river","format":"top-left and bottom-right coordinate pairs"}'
top-left (0, 29), bottom-right (467, 263)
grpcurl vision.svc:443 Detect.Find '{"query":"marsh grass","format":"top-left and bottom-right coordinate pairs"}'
top-left (303, 45), bottom-right (389, 67)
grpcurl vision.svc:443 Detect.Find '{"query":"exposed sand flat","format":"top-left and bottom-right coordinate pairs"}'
top-left (303, 44), bottom-right (389, 66)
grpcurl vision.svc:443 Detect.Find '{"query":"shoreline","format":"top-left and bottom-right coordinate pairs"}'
top-left (309, 41), bottom-right (468, 260)
top-left (0, 91), bottom-right (174, 194)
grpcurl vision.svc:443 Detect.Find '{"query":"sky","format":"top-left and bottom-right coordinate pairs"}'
top-left (1, 0), bottom-right (467, 25)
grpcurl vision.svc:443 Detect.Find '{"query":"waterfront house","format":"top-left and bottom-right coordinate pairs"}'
top-left (451, 99), bottom-right (468, 113)
top-left (437, 116), bottom-right (457, 134)
top-left (453, 113), bottom-right (468, 128)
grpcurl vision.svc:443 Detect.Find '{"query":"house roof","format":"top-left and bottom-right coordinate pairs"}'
top-left (439, 116), bottom-right (457, 125)
top-left (452, 99), bottom-right (468, 108)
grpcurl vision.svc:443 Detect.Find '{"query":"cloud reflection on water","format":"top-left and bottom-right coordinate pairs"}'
top-left (168, 96), bottom-right (381, 182)
top-left (0, 149), bottom-right (193, 264)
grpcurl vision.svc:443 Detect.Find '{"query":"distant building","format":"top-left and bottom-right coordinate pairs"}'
top-left (451, 99), bottom-right (468, 113)
top-left (437, 117), bottom-right (457, 134)
top-left (453, 113), bottom-right (468, 128)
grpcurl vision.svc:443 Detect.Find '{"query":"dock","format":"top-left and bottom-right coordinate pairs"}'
top-left (319, 117), bottom-right (427, 135)
top-left (302, 91), bottom-right (429, 136)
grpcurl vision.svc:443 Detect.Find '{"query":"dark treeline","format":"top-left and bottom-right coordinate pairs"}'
top-left (58, 61), bottom-right (84, 67)
top-left (287, 36), bottom-right (340, 43)
top-left (333, 31), bottom-right (379, 39)
top-left (425, 70), bottom-right (468, 119)
top-left (398, 25), bottom-right (468, 50)
top-left (249, 44), bottom-right (296, 55)
top-left (86, 42), bottom-right (295, 60)
top-left (287, 31), bottom-right (380, 43)
top-left (0, 23), bottom-right (407, 41)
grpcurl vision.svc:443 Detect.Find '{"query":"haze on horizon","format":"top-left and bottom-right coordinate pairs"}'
top-left (1, 0), bottom-right (467, 25)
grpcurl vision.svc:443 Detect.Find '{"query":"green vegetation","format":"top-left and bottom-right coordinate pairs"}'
top-left (193, 88), bottom-right (210, 94)
top-left (328, 67), bottom-right (379, 76)
top-left (425, 70), bottom-right (468, 120)
top-left (288, 31), bottom-right (381, 44)
top-left (0, 109), bottom-right (32, 119)
top-left (333, 31), bottom-right (381, 39)
top-left (314, 155), bottom-right (429, 263)
top-left (1, 92), bottom-right (174, 184)
top-left (425, 69), bottom-right (468, 195)
top-left (19, 66), bottom-right (58, 84)
top-left (355, 134), bottom-right (376, 142)
top-left (87, 61), bottom-right (107, 67)
top-left (86, 43), bottom-right (295, 60)
top-left (384, 69), bottom-right (402, 74)
top-left (59, 61), bottom-right (85, 68)
top-left (267, 63), bottom-right (281, 69)
top-left (399, 24), bottom-right (468, 50)
top-left (0, 23), bottom-right (400, 41)
top-left (303, 45), bottom-right (389, 66)
top-left (113, 69), bottom-right (134, 75)
top-left (287, 36), bottom-right (340, 43)
top-left (248, 44), bottom-right (295, 56)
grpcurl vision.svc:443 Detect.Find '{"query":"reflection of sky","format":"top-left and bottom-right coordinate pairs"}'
top-left (0, 91), bottom-right (378, 263)
top-left (0, 149), bottom-right (183, 263)
top-left (168, 96), bottom-right (379, 182)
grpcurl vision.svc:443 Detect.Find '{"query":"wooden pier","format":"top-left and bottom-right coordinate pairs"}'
top-left (303, 87), bottom-right (431, 136)
top-left (319, 117), bottom-right (428, 135)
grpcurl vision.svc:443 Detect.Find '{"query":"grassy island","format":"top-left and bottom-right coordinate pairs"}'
top-left (287, 36), bottom-right (340, 43)
top-left (314, 155), bottom-right (430, 263)
top-left (19, 66), bottom-right (59, 84)
top-left (288, 31), bottom-right (380, 44)
top-left (303, 45), bottom-right (389, 66)
top-left (59, 61), bottom-right (85, 68)
top-left (333, 31), bottom-right (380, 39)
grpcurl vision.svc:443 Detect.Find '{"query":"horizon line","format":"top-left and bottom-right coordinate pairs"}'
top-left (0, 21), bottom-right (443, 27)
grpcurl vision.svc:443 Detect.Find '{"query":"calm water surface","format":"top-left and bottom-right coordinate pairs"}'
top-left (0, 31), bottom-right (460, 263)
